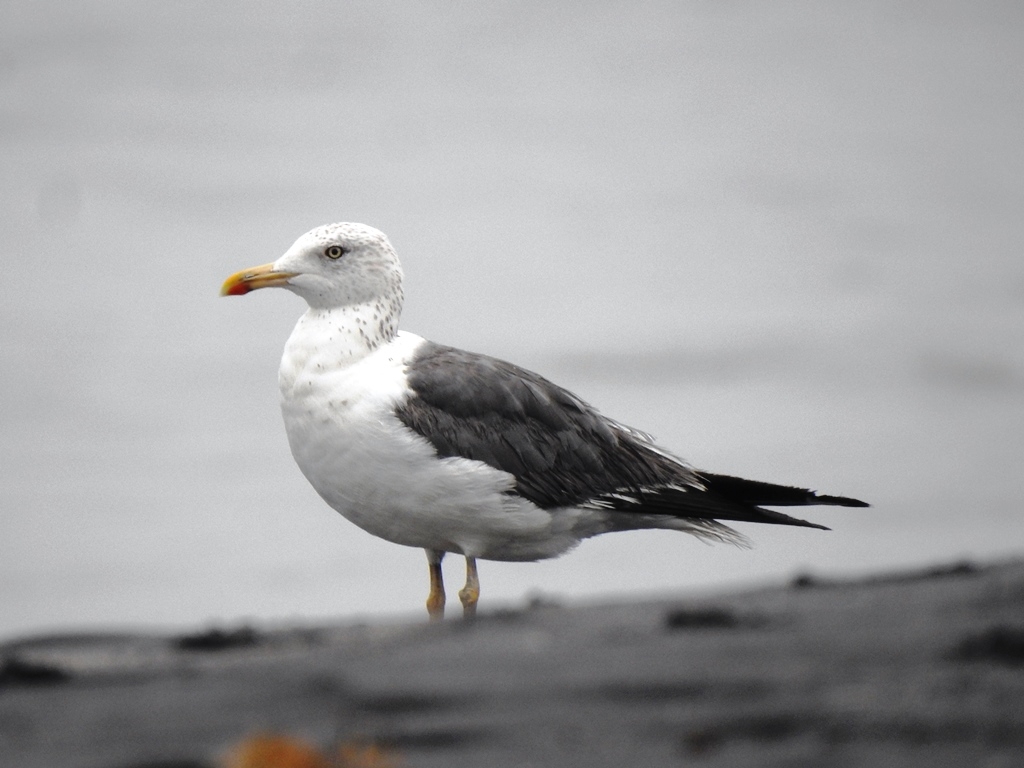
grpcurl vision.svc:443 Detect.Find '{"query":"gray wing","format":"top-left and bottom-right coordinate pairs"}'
top-left (394, 342), bottom-right (866, 528)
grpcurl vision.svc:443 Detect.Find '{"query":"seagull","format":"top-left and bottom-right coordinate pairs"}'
top-left (221, 222), bottom-right (867, 620)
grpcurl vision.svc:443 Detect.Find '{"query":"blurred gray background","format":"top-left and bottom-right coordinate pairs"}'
top-left (2, 1), bottom-right (1021, 639)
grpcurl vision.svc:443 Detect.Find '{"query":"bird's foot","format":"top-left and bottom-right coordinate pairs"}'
top-left (426, 590), bottom-right (446, 621)
top-left (458, 587), bottom-right (478, 619)
top-left (459, 556), bottom-right (480, 619)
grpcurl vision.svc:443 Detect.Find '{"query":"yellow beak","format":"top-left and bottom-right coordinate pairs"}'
top-left (220, 263), bottom-right (298, 296)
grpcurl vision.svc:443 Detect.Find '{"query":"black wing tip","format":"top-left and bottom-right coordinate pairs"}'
top-left (796, 518), bottom-right (831, 531)
top-left (749, 506), bottom-right (832, 531)
top-left (697, 472), bottom-right (869, 509)
top-left (810, 493), bottom-right (870, 508)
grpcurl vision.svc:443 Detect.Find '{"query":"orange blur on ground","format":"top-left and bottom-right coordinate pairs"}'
top-left (225, 733), bottom-right (399, 768)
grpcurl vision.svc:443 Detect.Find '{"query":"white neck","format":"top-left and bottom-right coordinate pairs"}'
top-left (280, 297), bottom-right (402, 386)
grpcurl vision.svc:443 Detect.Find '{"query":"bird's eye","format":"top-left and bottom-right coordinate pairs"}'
top-left (324, 245), bottom-right (346, 260)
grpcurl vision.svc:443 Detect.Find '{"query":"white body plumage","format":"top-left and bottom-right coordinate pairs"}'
top-left (278, 312), bottom-right (607, 561)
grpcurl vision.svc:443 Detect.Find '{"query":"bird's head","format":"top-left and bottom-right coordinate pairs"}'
top-left (221, 222), bottom-right (404, 310)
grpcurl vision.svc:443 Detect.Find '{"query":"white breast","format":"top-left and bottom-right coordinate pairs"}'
top-left (277, 313), bottom-right (579, 559)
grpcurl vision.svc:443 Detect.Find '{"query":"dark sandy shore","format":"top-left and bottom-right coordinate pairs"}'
top-left (2, 560), bottom-right (1023, 768)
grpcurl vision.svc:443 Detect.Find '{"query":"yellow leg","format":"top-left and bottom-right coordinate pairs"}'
top-left (425, 550), bottom-right (446, 621)
top-left (458, 556), bottom-right (480, 619)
